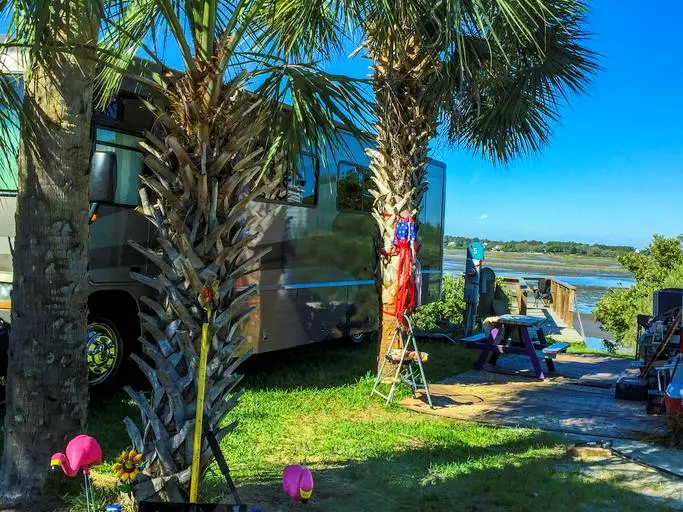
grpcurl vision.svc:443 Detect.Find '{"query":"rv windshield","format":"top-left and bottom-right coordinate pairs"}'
top-left (0, 74), bottom-right (22, 193)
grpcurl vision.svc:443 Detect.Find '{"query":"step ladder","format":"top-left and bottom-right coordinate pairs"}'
top-left (371, 315), bottom-right (433, 408)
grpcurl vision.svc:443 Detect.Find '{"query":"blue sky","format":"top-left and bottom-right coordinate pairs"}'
top-left (4, 2), bottom-right (681, 248)
top-left (324, 2), bottom-right (683, 248)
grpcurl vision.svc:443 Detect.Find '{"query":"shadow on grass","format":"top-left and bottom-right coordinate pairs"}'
top-left (205, 429), bottom-right (674, 512)
top-left (88, 388), bottom-right (138, 460)
top-left (240, 334), bottom-right (475, 392)
top-left (85, 335), bottom-right (476, 463)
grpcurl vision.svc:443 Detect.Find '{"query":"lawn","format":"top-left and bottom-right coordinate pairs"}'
top-left (565, 341), bottom-right (635, 359)
top-left (75, 337), bottom-right (671, 511)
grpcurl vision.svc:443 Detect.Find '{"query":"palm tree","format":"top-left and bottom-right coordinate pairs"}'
top-left (0, 1), bottom-right (101, 504)
top-left (95, 0), bottom-right (369, 501)
top-left (353, 1), bottom-right (598, 370)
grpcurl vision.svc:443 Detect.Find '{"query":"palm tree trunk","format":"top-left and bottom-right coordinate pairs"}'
top-left (367, 37), bottom-right (438, 374)
top-left (0, 2), bottom-right (98, 504)
top-left (123, 83), bottom-right (275, 502)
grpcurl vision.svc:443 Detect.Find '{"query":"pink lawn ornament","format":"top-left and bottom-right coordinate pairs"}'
top-left (50, 434), bottom-right (102, 476)
top-left (50, 434), bottom-right (102, 512)
top-left (282, 464), bottom-right (314, 509)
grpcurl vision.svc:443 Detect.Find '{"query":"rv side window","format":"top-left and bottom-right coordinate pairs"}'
top-left (0, 74), bottom-right (23, 193)
top-left (94, 128), bottom-right (144, 206)
top-left (287, 154), bottom-right (318, 205)
top-left (258, 153), bottom-right (318, 206)
top-left (337, 162), bottom-right (373, 213)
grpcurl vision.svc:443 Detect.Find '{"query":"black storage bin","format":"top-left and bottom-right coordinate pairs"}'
top-left (615, 375), bottom-right (648, 401)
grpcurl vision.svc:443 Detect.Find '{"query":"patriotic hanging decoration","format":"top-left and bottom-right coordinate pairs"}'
top-left (382, 213), bottom-right (421, 326)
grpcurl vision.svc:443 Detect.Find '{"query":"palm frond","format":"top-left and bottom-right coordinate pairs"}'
top-left (248, 60), bottom-right (372, 173)
top-left (251, 0), bottom-right (348, 62)
top-left (0, 0), bottom-right (105, 188)
top-left (442, 0), bottom-right (598, 163)
top-left (96, 0), bottom-right (169, 106)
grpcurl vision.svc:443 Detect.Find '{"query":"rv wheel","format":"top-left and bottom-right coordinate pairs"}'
top-left (86, 317), bottom-right (124, 387)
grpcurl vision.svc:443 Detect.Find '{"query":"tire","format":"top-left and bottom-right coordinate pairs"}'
top-left (86, 316), bottom-right (125, 387)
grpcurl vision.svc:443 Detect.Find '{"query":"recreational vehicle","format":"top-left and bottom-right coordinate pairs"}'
top-left (0, 49), bottom-right (446, 386)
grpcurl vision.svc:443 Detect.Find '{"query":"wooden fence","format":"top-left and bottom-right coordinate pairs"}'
top-left (500, 276), bottom-right (576, 328)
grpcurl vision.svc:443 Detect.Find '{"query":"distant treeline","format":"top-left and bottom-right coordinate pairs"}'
top-left (444, 236), bottom-right (636, 258)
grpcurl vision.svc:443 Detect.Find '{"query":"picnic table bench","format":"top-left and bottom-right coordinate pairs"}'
top-left (460, 314), bottom-right (569, 380)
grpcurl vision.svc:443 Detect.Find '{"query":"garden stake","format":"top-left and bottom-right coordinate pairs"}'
top-left (190, 282), bottom-right (216, 503)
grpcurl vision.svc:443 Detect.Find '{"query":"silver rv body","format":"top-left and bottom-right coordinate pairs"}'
top-left (0, 48), bottom-right (446, 384)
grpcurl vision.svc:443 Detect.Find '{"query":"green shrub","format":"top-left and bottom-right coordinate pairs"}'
top-left (594, 234), bottom-right (683, 344)
top-left (494, 277), bottom-right (514, 310)
top-left (412, 274), bottom-right (466, 332)
top-left (411, 274), bottom-right (512, 332)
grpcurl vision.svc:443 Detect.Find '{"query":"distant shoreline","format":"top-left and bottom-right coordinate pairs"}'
top-left (443, 248), bottom-right (629, 276)
top-left (443, 236), bottom-right (636, 260)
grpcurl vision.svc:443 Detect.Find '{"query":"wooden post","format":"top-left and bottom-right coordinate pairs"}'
top-left (567, 288), bottom-right (576, 328)
top-left (520, 287), bottom-right (527, 315)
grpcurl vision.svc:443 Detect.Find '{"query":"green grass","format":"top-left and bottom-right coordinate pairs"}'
top-left (565, 342), bottom-right (635, 359)
top-left (75, 337), bottom-right (672, 511)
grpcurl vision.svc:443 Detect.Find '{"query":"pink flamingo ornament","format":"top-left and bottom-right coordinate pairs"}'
top-left (282, 464), bottom-right (314, 510)
top-left (50, 434), bottom-right (102, 512)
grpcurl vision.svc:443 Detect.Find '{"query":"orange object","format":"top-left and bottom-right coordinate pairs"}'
top-left (389, 349), bottom-right (428, 363)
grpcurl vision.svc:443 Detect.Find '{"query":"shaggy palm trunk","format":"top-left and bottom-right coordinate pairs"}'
top-left (123, 74), bottom-right (274, 501)
top-left (0, 2), bottom-right (98, 503)
top-left (367, 36), bottom-right (438, 373)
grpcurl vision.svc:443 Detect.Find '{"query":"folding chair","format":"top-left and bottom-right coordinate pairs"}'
top-left (534, 278), bottom-right (553, 307)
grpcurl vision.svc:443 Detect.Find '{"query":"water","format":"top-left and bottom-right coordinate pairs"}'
top-left (583, 335), bottom-right (635, 356)
top-left (443, 255), bottom-right (634, 314)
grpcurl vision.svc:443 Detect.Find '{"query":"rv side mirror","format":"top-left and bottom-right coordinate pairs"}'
top-left (89, 151), bottom-right (117, 204)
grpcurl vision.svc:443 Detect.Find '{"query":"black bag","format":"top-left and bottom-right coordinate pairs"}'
top-left (138, 504), bottom-right (248, 512)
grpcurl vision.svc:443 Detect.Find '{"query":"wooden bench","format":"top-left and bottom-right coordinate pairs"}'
top-left (534, 342), bottom-right (570, 373)
top-left (541, 342), bottom-right (570, 357)
top-left (415, 332), bottom-right (457, 344)
top-left (461, 333), bottom-right (487, 344)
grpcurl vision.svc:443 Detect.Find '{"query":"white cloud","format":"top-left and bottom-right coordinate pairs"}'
top-left (479, 214), bottom-right (489, 220)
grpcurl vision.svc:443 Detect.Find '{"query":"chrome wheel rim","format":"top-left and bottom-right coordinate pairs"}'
top-left (86, 322), bottom-right (119, 385)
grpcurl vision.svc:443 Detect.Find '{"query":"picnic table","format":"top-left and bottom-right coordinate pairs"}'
top-left (461, 314), bottom-right (569, 380)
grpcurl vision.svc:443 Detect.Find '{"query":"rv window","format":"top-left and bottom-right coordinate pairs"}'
top-left (337, 162), bottom-right (373, 212)
top-left (259, 153), bottom-right (319, 206)
top-left (287, 154), bottom-right (318, 205)
top-left (0, 75), bottom-right (23, 193)
top-left (98, 96), bottom-right (120, 120)
top-left (95, 128), bottom-right (144, 206)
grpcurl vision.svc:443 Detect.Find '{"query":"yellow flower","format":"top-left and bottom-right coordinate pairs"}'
top-left (112, 448), bottom-right (144, 483)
